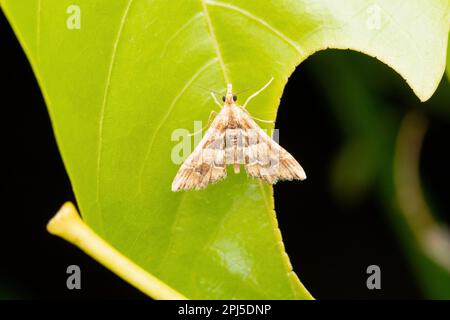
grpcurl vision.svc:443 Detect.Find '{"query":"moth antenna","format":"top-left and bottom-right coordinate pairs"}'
top-left (193, 84), bottom-right (222, 95)
top-left (242, 77), bottom-right (274, 109)
top-left (234, 88), bottom-right (251, 95)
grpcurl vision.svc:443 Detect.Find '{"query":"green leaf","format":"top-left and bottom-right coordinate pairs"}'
top-left (1, 0), bottom-right (447, 299)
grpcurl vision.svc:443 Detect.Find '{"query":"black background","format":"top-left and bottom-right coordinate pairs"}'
top-left (1, 8), bottom-right (449, 299)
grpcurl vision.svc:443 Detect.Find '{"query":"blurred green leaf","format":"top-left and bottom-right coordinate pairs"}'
top-left (1, 0), bottom-right (448, 299)
top-left (392, 112), bottom-right (450, 298)
top-left (310, 51), bottom-right (450, 298)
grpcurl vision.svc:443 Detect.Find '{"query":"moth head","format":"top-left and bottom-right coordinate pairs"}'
top-left (222, 94), bottom-right (236, 102)
top-left (224, 83), bottom-right (236, 104)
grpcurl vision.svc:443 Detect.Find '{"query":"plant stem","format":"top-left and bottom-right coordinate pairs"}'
top-left (47, 202), bottom-right (187, 300)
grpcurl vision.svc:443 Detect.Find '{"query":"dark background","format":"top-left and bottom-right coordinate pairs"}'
top-left (1, 9), bottom-right (449, 299)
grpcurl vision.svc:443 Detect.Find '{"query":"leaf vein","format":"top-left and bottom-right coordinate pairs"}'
top-left (96, 0), bottom-right (134, 204)
top-left (160, 12), bottom-right (204, 58)
top-left (201, 0), bottom-right (229, 82)
top-left (206, 0), bottom-right (306, 58)
top-left (138, 57), bottom-right (219, 190)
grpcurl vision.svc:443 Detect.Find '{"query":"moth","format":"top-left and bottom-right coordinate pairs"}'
top-left (171, 78), bottom-right (306, 192)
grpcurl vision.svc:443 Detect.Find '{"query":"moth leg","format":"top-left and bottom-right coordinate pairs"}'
top-left (242, 77), bottom-right (274, 109)
top-left (188, 110), bottom-right (217, 137)
top-left (211, 92), bottom-right (223, 108)
top-left (251, 116), bottom-right (274, 124)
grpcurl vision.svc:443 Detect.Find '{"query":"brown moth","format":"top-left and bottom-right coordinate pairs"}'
top-left (171, 78), bottom-right (306, 192)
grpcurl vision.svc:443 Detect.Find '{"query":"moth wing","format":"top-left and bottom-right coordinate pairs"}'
top-left (171, 115), bottom-right (227, 191)
top-left (242, 113), bottom-right (306, 184)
